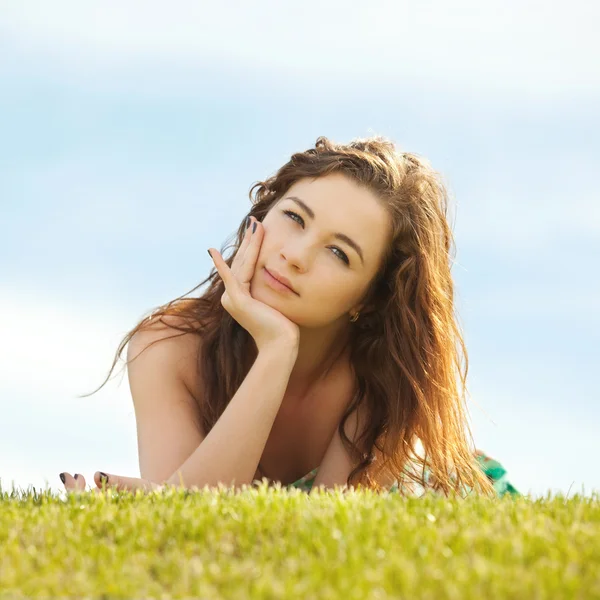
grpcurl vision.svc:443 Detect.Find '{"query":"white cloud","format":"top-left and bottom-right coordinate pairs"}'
top-left (455, 189), bottom-right (600, 253)
top-left (463, 284), bottom-right (600, 326)
top-left (1, 0), bottom-right (599, 99)
top-left (451, 150), bottom-right (600, 252)
top-left (0, 287), bottom-right (137, 397)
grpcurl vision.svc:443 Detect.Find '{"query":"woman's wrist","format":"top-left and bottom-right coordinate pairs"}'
top-left (258, 337), bottom-right (299, 363)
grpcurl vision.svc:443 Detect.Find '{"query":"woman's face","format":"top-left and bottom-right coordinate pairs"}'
top-left (250, 173), bottom-right (392, 328)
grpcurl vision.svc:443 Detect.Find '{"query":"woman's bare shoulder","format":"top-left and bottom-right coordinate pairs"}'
top-left (132, 313), bottom-right (203, 348)
top-left (129, 313), bottom-right (205, 394)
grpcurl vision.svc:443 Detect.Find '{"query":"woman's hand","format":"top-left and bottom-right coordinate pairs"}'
top-left (208, 216), bottom-right (300, 351)
top-left (59, 471), bottom-right (165, 495)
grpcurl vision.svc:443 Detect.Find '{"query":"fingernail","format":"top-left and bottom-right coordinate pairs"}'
top-left (99, 472), bottom-right (109, 484)
top-left (207, 249), bottom-right (212, 258)
top-left (74, 474), bottom-right (79, 480)
top-left (246, 216), bottom-right (251, 229)
top-left (252, 221), bottom-right (257, 234)
top-left (59, 473), bottom-right (65, 484)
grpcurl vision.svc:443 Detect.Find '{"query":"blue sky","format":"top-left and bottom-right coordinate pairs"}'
top-left (1, 1), bottom-right (598, 499)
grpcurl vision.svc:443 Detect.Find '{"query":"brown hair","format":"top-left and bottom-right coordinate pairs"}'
top-left (80, 135), bottom-right (496, 498)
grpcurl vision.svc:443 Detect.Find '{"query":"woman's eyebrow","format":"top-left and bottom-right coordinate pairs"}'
top-left (284, 196), bottom-right (365, 265)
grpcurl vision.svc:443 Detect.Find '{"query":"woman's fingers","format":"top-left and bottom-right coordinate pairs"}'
top-left (73, 473), bottom-right (86, 491)
top-left (60, 472), bottom-right (79, 491)
top-left (208, 217), bottom-right (261, 292)
top-left (60, 471), bottom-right (161, 496)
top-left (210, 217), bottom-right (252, 285)
top-left (60, 472), bottom-right (100, 495)
top-left (93, 471), bottom-right (163, 493)
top-left (240, 218), bottom-right (262, 283)
top-left (231, 217), bottom-right (254, 277)
top-left (208, 248), bottom-right (236, 293)
top-left (73, 473), bottom-right (104, 494)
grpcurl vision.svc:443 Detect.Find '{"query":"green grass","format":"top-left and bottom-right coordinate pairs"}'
top-left (1, 482), bottom-right (599, 599)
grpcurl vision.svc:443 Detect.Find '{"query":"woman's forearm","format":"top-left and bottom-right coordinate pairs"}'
top-left (165, 340), bottom-right (298, 490)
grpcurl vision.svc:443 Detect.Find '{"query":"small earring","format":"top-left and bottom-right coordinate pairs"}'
top-left (350, 312), bottom-right (360, 323)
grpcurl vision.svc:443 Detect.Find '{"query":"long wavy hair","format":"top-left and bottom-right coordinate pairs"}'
top-left (80, 135), bottom-right (496, 498)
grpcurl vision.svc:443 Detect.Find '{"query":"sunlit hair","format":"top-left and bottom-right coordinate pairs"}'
top-left (80, 135), bottom-right (496, 498)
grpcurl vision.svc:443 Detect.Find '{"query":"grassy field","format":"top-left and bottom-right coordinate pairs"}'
top-left (0, 482), bottom-right (598, 599)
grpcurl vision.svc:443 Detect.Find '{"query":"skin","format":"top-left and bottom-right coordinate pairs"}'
top-left (60, 471), bottom-right (163, 495)
top-left (60, 172), bottom-right (393, 495)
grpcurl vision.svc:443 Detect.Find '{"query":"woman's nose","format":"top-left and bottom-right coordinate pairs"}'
top-left (280, 247), bottom-right (309, 273)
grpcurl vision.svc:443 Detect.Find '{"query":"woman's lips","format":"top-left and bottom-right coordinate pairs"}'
top-left (263, 267), bottom-right (297, 294)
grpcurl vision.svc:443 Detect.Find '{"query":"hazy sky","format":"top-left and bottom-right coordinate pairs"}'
top-left (1, 1), bottom-right (598, 499)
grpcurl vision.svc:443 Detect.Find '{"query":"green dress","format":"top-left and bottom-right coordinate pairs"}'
top-left (287, 450), bottom-right (520, 498)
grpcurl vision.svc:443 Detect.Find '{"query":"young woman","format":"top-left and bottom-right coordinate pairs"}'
top-left (60, 135), bottom-right (519, 499)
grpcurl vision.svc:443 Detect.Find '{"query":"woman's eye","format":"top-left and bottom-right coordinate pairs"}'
top-left (331, 247), bottom-right (350, 264)
top-left (283, 210), bottom-right (304, 226)
top-left (282, 210), bottom-right (350, 265)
